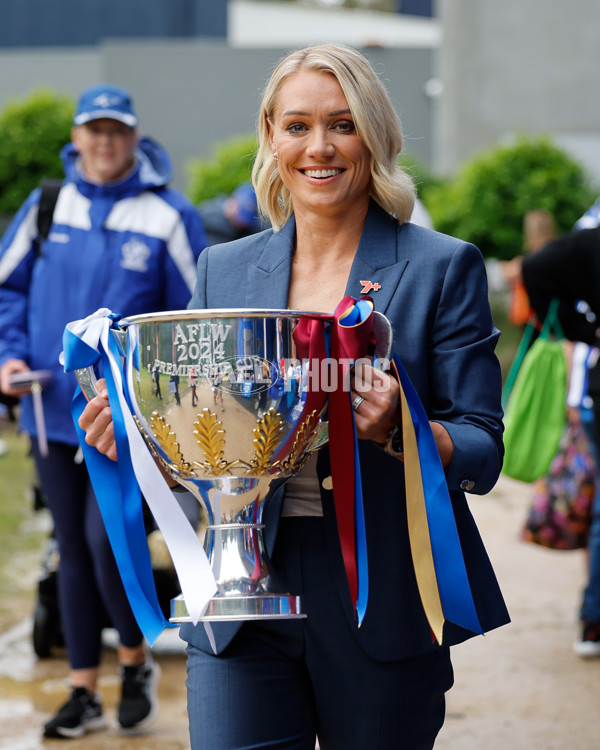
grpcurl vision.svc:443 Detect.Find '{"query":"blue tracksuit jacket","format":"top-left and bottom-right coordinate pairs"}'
top-left (0, 137), bottom-right (206, 445)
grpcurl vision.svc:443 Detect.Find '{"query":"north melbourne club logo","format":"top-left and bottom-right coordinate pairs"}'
top-left (120, 238), bottom-right (151, 272)
top-left (92, 93), bottom-right (123, 109)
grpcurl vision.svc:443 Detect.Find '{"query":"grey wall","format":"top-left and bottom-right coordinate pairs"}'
top-left (436, 0), bottom-right (600, 181)
top-left (0, 40), bottom-right (434, 195)
top-left (0, 48), bottom-right (101, 104)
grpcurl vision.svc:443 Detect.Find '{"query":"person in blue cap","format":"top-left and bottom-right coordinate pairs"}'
top-left (0, 83), bottom-right (207, 739)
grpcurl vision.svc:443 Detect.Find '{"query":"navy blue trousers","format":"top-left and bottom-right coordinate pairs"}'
top-left (185, 517), bottom-right (453, 750)
top-left (32, 439), bottom-right (143, 669)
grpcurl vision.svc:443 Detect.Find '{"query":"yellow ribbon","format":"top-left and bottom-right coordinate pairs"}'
top-left (399, 384), bottom-right (445, 644)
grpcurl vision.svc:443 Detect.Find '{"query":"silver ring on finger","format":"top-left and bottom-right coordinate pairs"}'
top-left (352, 395), bottom-right (365, 412)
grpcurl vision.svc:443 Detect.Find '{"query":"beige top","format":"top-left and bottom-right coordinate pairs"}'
top-left (281, 452), bottom-right (323, 517)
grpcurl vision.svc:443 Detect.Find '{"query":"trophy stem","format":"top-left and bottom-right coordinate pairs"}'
top-left (170, 487), bottom-right (304, 622)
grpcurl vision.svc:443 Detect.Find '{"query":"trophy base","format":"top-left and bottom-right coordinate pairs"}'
top-left (169, 593), bottom-right (306, 622)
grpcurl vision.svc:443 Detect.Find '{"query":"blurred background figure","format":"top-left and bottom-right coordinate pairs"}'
top-left (522, 225), bottom-right (600, 658)
top-left (0, 82), bottom-right (206, 739)
top-left (500, 209), bottom-right (557, 327)
top-left (198, 181), bottom-right (267, 246)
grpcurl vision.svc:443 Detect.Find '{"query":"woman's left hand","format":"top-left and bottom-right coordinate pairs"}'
top-left (350, 362), bottom-right (400, 443)
top-left (350, 362), bottom-right (454, 468)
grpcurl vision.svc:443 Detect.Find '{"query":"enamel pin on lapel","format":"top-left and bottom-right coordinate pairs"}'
top-left (360, 280), bottom-right (381, 294)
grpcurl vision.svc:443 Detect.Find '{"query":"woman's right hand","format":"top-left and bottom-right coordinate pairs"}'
top-left (78, 377), bottom-right (118, 461)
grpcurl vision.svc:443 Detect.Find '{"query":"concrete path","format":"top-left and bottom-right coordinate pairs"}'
top-left (0, 474), bottom-right (599, 748)
top-left (436, 475), bottom-right (599, 750)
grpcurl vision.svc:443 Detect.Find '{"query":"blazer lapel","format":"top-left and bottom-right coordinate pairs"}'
top-left (345, 200), bottom-right (408, 315)
top-left (244, 203), bottom-right (408, 315)
top-left (245, 217), bottom-right (296, 309)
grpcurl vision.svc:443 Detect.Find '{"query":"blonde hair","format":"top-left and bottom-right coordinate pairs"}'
top-left (252, 43), bottom-right (416, 231)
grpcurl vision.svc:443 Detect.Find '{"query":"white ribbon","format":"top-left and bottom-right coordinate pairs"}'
top-left (64, 309), bottom-right (216, 627)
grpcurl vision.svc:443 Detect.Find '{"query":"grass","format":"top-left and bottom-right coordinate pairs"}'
top-left (0, 420), bottom-right (47, 633)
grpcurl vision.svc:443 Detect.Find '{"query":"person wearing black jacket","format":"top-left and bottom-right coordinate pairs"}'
top-left (522, 226), bottom-right (600, 657)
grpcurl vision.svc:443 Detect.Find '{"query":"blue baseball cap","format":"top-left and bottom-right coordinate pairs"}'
top-left (73, 83), bottom-right (138, 127)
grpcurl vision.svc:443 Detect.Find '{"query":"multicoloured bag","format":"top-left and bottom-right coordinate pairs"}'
top-left (521, 415), bottom-right (595, 550)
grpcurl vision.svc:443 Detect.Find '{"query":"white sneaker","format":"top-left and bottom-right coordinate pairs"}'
top-left (573, 622), bottom-right (600, 658)
top-left (573, 639), bottom-right (600, 658)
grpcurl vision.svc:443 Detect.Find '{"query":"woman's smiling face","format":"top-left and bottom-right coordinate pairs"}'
top-left (267, 68), bottom-right (372, 221)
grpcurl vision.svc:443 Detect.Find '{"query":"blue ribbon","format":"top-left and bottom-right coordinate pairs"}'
top-left (62, 319), bottom-right (171, 645)
top-left (392, 353), bottom-right (482, 635)
top-left (335, 299), bottom-right (371, 625)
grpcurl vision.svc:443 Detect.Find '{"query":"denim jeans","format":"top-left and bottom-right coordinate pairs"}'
top-left (581, 407), bottom-right (600, 623)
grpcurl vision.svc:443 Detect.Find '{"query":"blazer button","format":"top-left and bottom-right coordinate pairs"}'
top-left (460, 479), bottom-right (475, 491)
top-left (322, 476), bottom-right (333, 491)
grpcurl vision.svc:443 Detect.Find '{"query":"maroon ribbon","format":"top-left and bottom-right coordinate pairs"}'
top-left (278, 296), bottom-right (375, 614)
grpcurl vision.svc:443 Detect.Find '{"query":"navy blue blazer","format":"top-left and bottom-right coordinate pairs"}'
top-left (180, 200), bottom-right (510, 659)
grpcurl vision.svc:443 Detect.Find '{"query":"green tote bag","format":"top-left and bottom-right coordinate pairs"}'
top-left (502, 300), bottom-right (567, 483)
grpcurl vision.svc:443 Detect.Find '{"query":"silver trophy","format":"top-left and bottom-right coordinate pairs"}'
top-left (76, 308), bottom-right (392, 623)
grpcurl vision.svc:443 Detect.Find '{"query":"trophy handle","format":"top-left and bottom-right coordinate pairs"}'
top-left (74, 329), bottom-right (127, 401)
top-left (75, 366), bottom-right (100, 401)
top-left (372, 310), bottom-right (393, 368)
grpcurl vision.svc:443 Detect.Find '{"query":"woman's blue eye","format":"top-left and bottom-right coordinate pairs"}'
top-left (287, 123), bottom-right (306, 133)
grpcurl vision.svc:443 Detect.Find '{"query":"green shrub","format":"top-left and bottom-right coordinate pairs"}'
top-left (426, 135), bottom-right (598, 260)
top-left (0, 90), bottom-right (74, 215)
top-left (187, 134), bottom-right (258, 204)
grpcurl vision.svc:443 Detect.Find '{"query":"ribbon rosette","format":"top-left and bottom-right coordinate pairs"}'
top-left (62, 309), bottom-right (216, 645)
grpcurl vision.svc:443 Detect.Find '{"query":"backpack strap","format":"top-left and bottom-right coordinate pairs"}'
top-left (34, 178), bottom-right (63, 258)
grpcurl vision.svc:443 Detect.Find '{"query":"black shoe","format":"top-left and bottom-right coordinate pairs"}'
top-left (118, 659), bottom-right (160, 731)
top-left (43, 686), bottom-right (107, 739)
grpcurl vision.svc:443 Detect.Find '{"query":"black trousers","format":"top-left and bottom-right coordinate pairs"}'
top-left (32, 439), bottom-right (143, 669)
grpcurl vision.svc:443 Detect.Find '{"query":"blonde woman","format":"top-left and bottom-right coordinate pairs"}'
top-left (80, 45), bottom-right (509, 749)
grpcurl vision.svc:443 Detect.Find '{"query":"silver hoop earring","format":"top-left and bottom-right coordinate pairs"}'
top-left (273, 152), bottom-right (278, 160)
